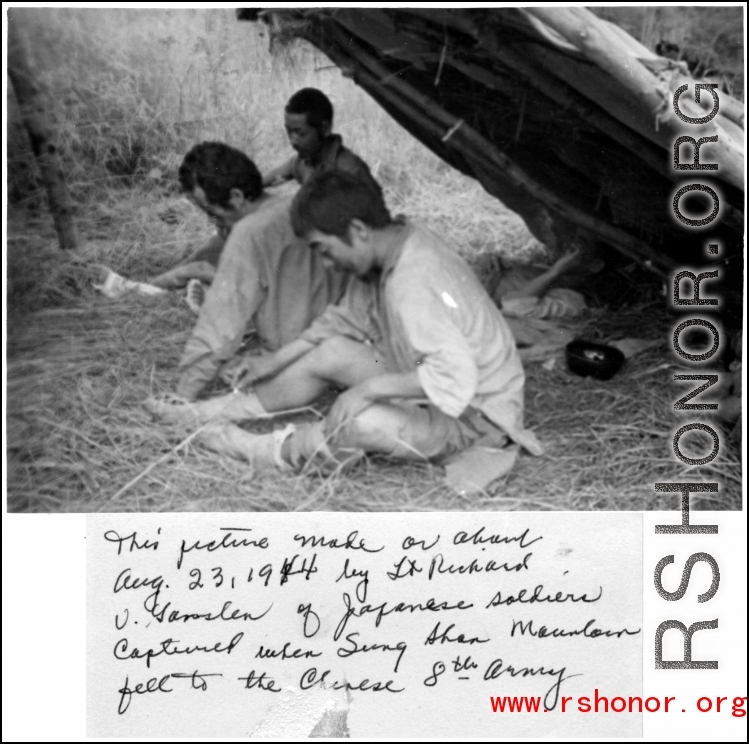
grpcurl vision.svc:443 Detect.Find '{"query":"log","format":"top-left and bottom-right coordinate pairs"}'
top-left (402, 8), bottom-right (744, 191)
top-left (522, 7), bottom-right (744, 191)
top-left (8, 10), bottom-right (79, 250)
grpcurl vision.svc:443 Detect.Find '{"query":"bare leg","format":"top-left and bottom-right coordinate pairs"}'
top-left (147, 337), bottom-right (384, 426)
top-left (198, 422), bottom-right (293, 469)
top-left (255, 336), bottom-right (386, 412)
top-left (331, 403), bottom-right (460, 459)
top-left (149, 261), bottom-right (217, 289)
top-left (145, 391), bottom-right (269, 425)
top-left (196, 403), bottom-right (432, 470)
top-left (193, 400), bottom-right (468, 473)
top-left (285, 402), bottom-right (463, 464)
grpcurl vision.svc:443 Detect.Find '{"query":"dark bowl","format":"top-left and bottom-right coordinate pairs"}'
top-left (565, 339), bottom-right (625, 381)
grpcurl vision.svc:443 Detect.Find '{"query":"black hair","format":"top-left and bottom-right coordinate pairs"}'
top-left (178, 141), bottom-right (262, 207)
top-left (285, 88), bottom-right (334, 130)
top-left (290, 170), bottom-right (392, 242)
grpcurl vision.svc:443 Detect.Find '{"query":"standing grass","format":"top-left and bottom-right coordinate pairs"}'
top-left (6, 9), bottom-right (742, 512)
top-left (7, 10), bottom-right (539, 297)
top-left (7, 9), bottom-right (533, 240)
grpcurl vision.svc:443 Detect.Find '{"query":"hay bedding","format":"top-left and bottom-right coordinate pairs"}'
top-left (6, 263), bottom-right (741, 514)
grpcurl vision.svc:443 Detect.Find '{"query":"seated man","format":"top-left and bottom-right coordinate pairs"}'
top-left (149, 142), bottom-right (349, 402)
top-left (97, 88), bottom-right (381, 309)
top-left (263, 87), bottom-right (383, 199)
top-left (152, 172), bottom-right (542, 493)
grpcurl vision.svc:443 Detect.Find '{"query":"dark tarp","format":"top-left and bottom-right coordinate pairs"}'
top-left (239, 7), bottom-right (744, 315)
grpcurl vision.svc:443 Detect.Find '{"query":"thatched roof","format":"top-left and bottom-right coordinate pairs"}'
top-left (239, 8), bottom-right (744, 307)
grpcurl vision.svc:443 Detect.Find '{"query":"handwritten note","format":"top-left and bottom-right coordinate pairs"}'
top-left (88, 513), bottom-right (642, 738)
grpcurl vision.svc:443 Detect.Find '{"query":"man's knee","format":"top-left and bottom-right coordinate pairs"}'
top-left (339, 403), bottom-right (462, 461)
top-left (337, 405), bottom-right (401, 454)
top-left (346, 406), bottom-right (383, 439)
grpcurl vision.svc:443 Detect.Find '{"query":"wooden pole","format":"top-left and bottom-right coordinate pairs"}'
top-left (7, 10), bottom-right (79, 250)
top-left (522, 7), bottom-right (744, 191)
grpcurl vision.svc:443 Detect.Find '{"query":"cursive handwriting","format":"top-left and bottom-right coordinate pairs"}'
top-left (335, 558), bottom-right (370, 602)
top-left (424, 621), bottom-right (489, 646)
top-left (511, 618), bottom-right (642, 639)
top-left (114, 568), bottom-right (164, 595)
top-left (105, 530), bottom-right (160, 555)
top-left (237, 669), bottom-right (281, 692)
top-left (484, 658), bottom-right (581, 711)
top-left (297, 603), bottom-right (321, 638)
top-left (280, 553), bottom-right (318, 584)
top-left (387, 556), bottom-right (423, 580)
top-left (300, 667), bottom-right (404, 693)
top-left (337, 631), bottom-right (407, 673)
top-left (427, 551), bottom-right (532, 579)
top-left (114, 632), bottom-right (244, 668)
top-left (143, 594), bottom-right (272, 624)
top-left (117, 674), bottom-right (172, 714)
top-left (402, 534), bottom-right (440, 550)
top-left (170, 670), bottom-right (222, 690)
top-left (177, 529), bottom-right (268, 569)
top-left (256, 643), bottom-right (322, 660)
top-left (294, 530), bottom-right (384, 553)
top-left (486, 584), bottom-right (603, 608)
top-left (335, 592), bottom-right (473, 641)
top-left (94, 516), bottom-right (641, 729)
top-left (453, 527), bottom-right (542, 549)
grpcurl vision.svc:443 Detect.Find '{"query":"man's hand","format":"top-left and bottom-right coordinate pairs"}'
top-left (325, 382), bottom-right (376, 438)
top-left (230, 338), bottom-right (316, 391)
top-left (325, 371), bottom-right (425, 438)
top-left (231, 352), bottom-right (280, 391)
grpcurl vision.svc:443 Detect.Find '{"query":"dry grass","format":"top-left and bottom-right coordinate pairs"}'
top-left (5, 9), bottom-right (742, 513)
top-left (6, 193), bottom-right (742, 513)
top-left (4, 174), bottom-right (547, 514)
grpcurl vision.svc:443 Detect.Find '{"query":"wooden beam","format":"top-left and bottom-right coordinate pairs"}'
top-left (522, 7), bottom-right (744, 191)
top-left (445, 11), bottom-right (744, 169)
top-left (399, 13), bottom-right (677, 184)
top-left (8, 10), bottom-right (79, 250)
top-left (310, 17), bottom-right (676, 275)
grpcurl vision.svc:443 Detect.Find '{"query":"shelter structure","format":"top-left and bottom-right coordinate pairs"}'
top-left (239, 7), bottom-right (744, 319)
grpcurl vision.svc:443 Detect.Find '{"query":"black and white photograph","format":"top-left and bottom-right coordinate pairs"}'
top-left (3, 5), bottom-right (746, 742)
top-left (5, 6), bottom-right (744, 513)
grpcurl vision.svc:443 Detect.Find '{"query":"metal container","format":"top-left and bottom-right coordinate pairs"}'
top-left (565, 339), bottom-right (625, 381)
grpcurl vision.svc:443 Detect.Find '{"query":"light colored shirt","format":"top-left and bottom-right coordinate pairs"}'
top-left (264, 134), bottom-right (383, 197)
top-left (177, 194), bottom-right (348, 399)
top-left (301, 223), bottom-right (543, 457)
